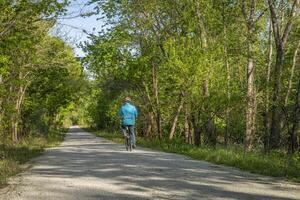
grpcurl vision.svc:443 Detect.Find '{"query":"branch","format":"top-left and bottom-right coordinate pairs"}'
top-left (285, 40), bottom-right (300, 106)
top-left (268, 0), bottom-right (282, 48)
top-left (282, 0), bottom-right (299, 47)
top-left (0, 18), bottom-right (17, 39)
top-left (250, 0), bottom-right (256, 22)
top-left (253, 7), bottom-right (269, 24)
top-left (47, 2), bottom-right (91, 20)
top-left (241, 1), bottom-right (248, 22)
top-left (55, 22), bottom-right (93, 35)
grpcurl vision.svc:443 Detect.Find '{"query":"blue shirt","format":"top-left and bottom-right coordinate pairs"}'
top-left (119, 102), bottom-right (138, 125)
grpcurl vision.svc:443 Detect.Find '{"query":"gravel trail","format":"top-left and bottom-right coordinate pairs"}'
top-left (1, 126), bottom-right (300, 200)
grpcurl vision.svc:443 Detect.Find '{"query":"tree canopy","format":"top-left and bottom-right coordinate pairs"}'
top-left (81, 0), bottom-right (300, 153)
top-left (0, 0), bottom-right (83, 144)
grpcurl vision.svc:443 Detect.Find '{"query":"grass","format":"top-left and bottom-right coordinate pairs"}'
top-left (92, 130), bottom-right (300, 183)
top-left (0, 129), bottom-right (67, 187)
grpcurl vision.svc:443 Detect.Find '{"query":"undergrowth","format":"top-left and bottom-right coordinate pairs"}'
top-left (0, 129), bottom-right (67, 187)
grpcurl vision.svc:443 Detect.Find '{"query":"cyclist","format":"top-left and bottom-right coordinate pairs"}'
top-left (119, 97), bottom-right (138, 148)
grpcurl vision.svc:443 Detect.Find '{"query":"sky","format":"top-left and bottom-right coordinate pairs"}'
top-left (53, 0), bottom-right (106, 57)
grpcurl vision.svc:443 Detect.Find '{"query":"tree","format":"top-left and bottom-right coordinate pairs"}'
top-left (0, 0), bottom-right (73, 143)
top-left (82, 0), bottom-right (300, 155)
top-left (268, 0), bottom-right (299, 149)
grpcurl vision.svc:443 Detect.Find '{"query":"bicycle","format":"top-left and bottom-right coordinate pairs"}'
top-left (123, 126), bottom-right (133, 151)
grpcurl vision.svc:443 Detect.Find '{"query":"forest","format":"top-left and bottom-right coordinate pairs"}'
top-left (0, 0), bottom-right (85, 184)
top-left (0, 0), bottom-right (299, 185)
top-left (81, 0), bottom-right (300, 154)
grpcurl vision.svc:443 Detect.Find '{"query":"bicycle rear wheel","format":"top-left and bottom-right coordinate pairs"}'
top-left (125, 136), bottom-right (129, 151)
top-left (124, 130), bottom-right (132, 152)
top-left (128, 137), bottom-right (132, 151)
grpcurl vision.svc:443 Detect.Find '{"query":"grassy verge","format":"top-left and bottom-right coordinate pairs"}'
top-left (0, 129), bottom-right (67, 187)
top-left (92, 130), bottom-right (300, 182)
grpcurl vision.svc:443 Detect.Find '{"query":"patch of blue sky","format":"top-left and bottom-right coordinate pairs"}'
top-left (51, 0), bottom-right (106, 57)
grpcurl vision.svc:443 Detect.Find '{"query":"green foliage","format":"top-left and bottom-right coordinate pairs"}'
top-left (81, 0), bottom-right (299, 152)
top-left (23, 42), bottom-right (84, 134)
top-left (0, 0), bottom-right (84, 142)
top-left (0, 129), bottom-right (66, 186)
top-left (0, 1), bottom-right (84, 186)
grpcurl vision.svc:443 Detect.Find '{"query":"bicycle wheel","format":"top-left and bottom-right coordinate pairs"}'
top-left (125, 136), bottom-right (129, 151)
top-left (128, 136), bottom-right (132, 152)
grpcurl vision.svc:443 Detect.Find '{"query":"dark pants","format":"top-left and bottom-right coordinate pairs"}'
top-left (121, 125), bottom-right (136, 145)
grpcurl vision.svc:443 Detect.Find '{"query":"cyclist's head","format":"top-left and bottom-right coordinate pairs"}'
top-left (124, 96), bottom-right (131, 103)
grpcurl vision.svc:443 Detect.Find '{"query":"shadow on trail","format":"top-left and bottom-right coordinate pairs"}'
top-left (27, 127), bottom-right (299, 200)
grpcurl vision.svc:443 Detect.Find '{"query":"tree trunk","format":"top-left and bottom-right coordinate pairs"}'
top-left (195, 0), bottom-right (207, 48)
top-left (141, 81), bottom-right (157, 138)
top-left (184, 105), bottom-right (192, 144)
top-left (12, 92), bottom-right (21, 142)
top-left (222, 0), bottom-right (231, 147)
top-left (169, 93), bottom-right (184, 139)
top-left (11, 71), bottom-right (29, 142)
top-left (0, 75), bottom-right (3, 135)
top-left (245, 36), bottom-right (255, 151)
top-left (242, 0), bottom-right (257, 152)
top-left (192, 114), bottom-right (201, 147)
top-left (269, 47), bottom-right (284, 149)
top-left (136, 85), bottom-right (154, 138)
top-left (189, 118), bottom-right (194, 145)
top-left (268, 0), bottom-right (299, 150)
top-left (195, 0), bottom-right (216, 146)
top-left (152, 64), bottom-right (162, 139)
top-left (264, 22), bottom-right (273, 153)
top-left (289, 79), bottom-right (300, 153)
top-left (225, 46), bottom-right (230, 147)
top-left (281, 41), bottom-right (300, 146)
top-left (202, 80), bottom-right (216, 146)
top-left (146, 112), bottom-right (155, 138)
top-left (285, 41), bottom-right (300, 106)
top-left (184, 108), bottom-right (190, 144)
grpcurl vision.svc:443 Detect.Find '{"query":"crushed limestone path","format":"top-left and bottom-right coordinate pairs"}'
top-left (1, 126), bottom-right (300, 200)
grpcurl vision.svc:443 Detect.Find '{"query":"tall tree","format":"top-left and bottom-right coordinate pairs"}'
top-left (268, 0), bottom-right (299, 149)
top-left (241, 0), bottom-right (259, 151)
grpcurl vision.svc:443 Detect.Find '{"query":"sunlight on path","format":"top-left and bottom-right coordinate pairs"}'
top-left (1, 126), bottom-right (300, 200)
